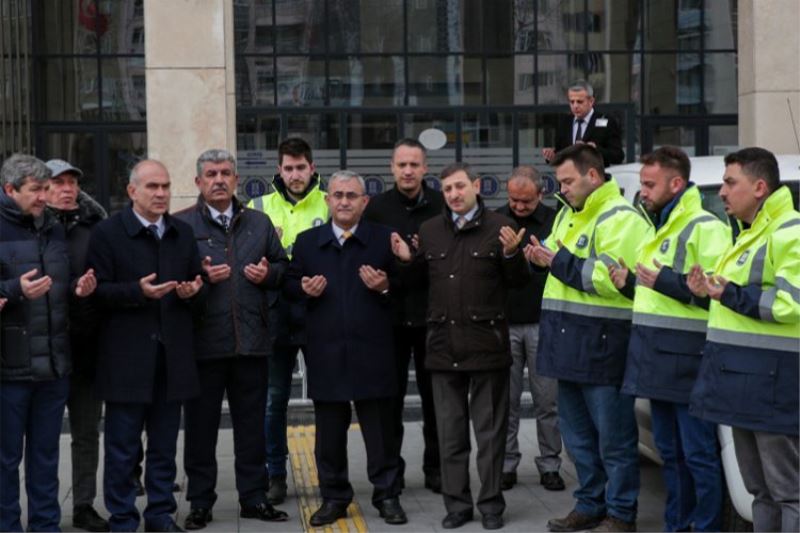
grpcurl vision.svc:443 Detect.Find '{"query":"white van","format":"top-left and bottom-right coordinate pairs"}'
top-left (605, 154), bottom-right (800, 531)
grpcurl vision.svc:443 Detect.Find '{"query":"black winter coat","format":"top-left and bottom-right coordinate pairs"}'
top-left (363, 183), bottom-right (445, 327)
top-left (46, 192), bottom-right (107, 379)
top-left (411, 199), bottom-right (531, 371)
top-left (0, 192), bottom-right (71, 381)
top-left (285, 220), bottom-right (397, 401)
top-left (175, 196), bottom-right (288, 359)
top-left (86, 206), bottom-right (205, 403)
top-left (495, 203), bottom-right (556, 324)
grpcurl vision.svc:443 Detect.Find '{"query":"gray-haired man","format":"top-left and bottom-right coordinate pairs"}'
top-left (175, 149), bottom-right (290, 529)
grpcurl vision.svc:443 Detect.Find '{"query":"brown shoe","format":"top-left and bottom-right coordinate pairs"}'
top-left (590, 516), bottom-right (637, 532)
top-left (547, 510), bottom-right (605, 532)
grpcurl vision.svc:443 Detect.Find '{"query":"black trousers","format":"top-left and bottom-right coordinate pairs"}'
top-left (183, 357), bottom-right (269, 509)
top-left (314, 397), bottom-right (402, 505)
top-left (392, 325), bottom-right (440, 477)
top-left (431, 368), bottom-right (510, 516)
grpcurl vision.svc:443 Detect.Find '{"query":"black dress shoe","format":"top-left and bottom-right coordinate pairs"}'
top-left (482, 513), bottom-right (504, 530)
top-left (442, 510), bottom-right (473, 529)
top-left (309, 501), bottom-right (349, 527)
top-left (240, 501), bottom-right (289, 522)
top-left (541, 471), bottom-right (566, 491)
top-left (73, 505), bottom-right (110, 532)
top-left (183, 508), bottom-right (213, 530)
top-left (500, 471), bottom-right (517, 491)
top-left (424, 472), bottom-right (442, 493)
top-left (375, 497), bottom-right (408, 525)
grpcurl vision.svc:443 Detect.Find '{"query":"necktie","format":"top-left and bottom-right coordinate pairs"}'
top-left (217, 213), bottom-right (229, 231)
top-left (455, 216), bottom-right (466, 229)
top-left (574, 119), bottom-right (584, 143)
top-left (341, 230), bottom-right (352, 244)
top-left (147, 223), bottom-right (160, 240)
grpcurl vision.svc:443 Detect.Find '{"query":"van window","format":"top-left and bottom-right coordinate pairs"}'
top-left (698, 182), bottom-right (799, 222)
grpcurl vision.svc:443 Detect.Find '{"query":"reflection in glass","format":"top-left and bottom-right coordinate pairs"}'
top-left (463, 57), bottom-right (482, 105)
top-left (35, 0), bottom-right (96, 55)
top-left (235, 0), bottom-right (274, 54)
top-left (276, 57), bottom-right (325, 106)
top-left (705, 53), bottom-right (737, 113)
top-left (653, 125), bottom-right (696, 155)
top-left (347, 114), bottom-right (397, 149)
top-left (588, 54), bottom-right (636, 109)
top-left (329, 57), bottom-right (405, 107)
top-left (237, 114), bottom-right (281, 150)
top-left (645, 0), bottom-right (703, 51)
top-left (98, 0), bottom-right (145, 54)
top-left (535, 54), bottom-right (584, 104)
top-left (645, 53), bottom-right (702, 114)
top-left (107, 131), bottom-right (147, 213)
top-left (462, 112), bottom-right (513, 149)
top-left (589, 0), bottom-right (641, 51)
top-left (275, 0), bottom-right (325, 53)
top-left (408, 0), bottom-right (463, 53)
top-left (404, 113), bottom-right (457, 151)
top-left (709, 125), bottom-right (738, 155)
top-left (537, 0), bottom-right (585, 51)
top-left (329, 0), bottom-right (403, 53)
top-left (486, 57), bottom-right (514, 105)
top-left (39, 58), bottom-right (100, 121)
top-left (408, 56), bottom-right (463, 106)
top-left (705, 0), bottom-right (737, 50)
top-left (511, 56), bottom-right (534, 105)
top-left (102, 58), bottom-right (146, 120)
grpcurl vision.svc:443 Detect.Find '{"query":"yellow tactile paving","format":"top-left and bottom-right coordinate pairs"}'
top-left (288, 424), bottom-right (369, 533)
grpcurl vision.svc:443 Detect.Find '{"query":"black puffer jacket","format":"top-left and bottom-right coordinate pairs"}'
top-left (175, 196), bottom-right (289, 359)
top-left (363, 183), bottom-right (445, 327)
top-left (412, 198), bottom-right (531, 371)
top-left (0, 192), bottom-right (71, 381)
top-left (46, 192), bottom-right (107, 379)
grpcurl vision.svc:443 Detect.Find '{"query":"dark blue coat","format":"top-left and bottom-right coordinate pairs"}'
top-left (0, 192), bottom-right (71, 381)
top-left (285, 220), bottom-right (397, 402)
top-left (86, 206), bottom-right (205, 403)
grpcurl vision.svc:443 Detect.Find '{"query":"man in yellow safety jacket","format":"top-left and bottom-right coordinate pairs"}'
top-left (525, 144), bottom-right (651, 533)
top-left (689, 147), bottom-right (799, 533)
top-left (610, 146), bottom-right (730, 532)
top-left (246, 137), bottom-right (328, 504)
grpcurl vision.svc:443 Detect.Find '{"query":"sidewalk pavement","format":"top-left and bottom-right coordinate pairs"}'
top-left (39, 419), bottom-right (665, 532)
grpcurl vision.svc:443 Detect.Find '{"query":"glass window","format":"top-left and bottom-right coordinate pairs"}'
top-left (237, 114), bottom-right (281, 150)
top-left (511, 56), bottom-right (535, 105)
top-left (328, 56), bottom-right (405, 107)
top-left (347, 113), bottom-right (397, 149)
top-left (588, 0), bottom-right (641, 51)
top-left (652, 124), bottom-right (696, 155)
top-left (408, 0), bottom-right (464, 53)
top-left (477, 0), bottom-right (513, 53)
top-left (38, 57), bottom-right (100, 121)
top-left (709, 125), bottom-right (738, 155)
top-left (586, 53), bottom-right (637, 108)
top-left (276, 57), bottom-right (325, 106)
top-left (514, 0), bottom-right (536, 52)
top-left (705, 52), bottom-right (737, 113)
top-left (43, 132), bottom-right (98, 198)
top-left (235, 0), bottom-right (274, 53)
top-left (463, 56), bottom-right (482, 105)
top-left (35, 0), bottom-right (96, 55)
top-left (408, 56), bottom-right (463, 106)
top-left (286, 113), bottom-right (341, 153)
top-left (275, 0), bottom-right (325, 54)
top-left (237, 56), bottom-right (277, 106)
top-left (486, 56), bottom-right (515, 105)
top-left (98, 0), bottom-right (145, 54)
top-left (705, 0), bottom-right (737, 50)
top-left (644, 53), bottom-right (702, 114)
top-left (102, 58), bottom-right (146, 120)
top-left (645, 0), bottom-right (702, 51)
top-left (537, 0), bottom-right (587, 51)
top-left (328, 0), bottom-right (403, 54)
top-left (106, 131), bottom-right (147, 212)
top-left (534, 54), bottom-right (584, 104)
top-left (403, 112), bottom-right (457, 151)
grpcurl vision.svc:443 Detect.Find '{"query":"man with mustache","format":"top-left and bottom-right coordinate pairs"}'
top-left (176, 149), bottom-right (290, 530)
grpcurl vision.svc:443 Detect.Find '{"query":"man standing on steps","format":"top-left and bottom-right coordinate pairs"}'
top-left (176, 149), bottom-right (290, 530)
top-left (495, 166), bottom-right (565, 494)
top-left (363, 138), bottom-right (445, 494)
top-left (246, 137), bottom-right (328, 506)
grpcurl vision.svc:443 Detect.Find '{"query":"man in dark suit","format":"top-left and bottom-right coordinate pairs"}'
top-left (363, 138), bottom-right (445, 494)
top-left (542, 79), bottom-right (625, 167)
top-left (87, 159), bottom-right (205, 532)
top-left (176, 149), bottom-right (289, 529)
top-left (285, 170), bottom-right (406, 528)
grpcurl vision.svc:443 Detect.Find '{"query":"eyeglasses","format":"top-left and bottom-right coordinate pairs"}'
top-left (329, 191), bottom-right (364, 201)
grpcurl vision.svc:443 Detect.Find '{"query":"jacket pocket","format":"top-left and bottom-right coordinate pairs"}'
top-left (468, 247), bottom-right (500, 279)
top-left (465, 306), bottom-right (508, 353)
top-left (426, 309), bottom-right (448, 355)
top-left (639, 329), bottom-right (704, 389)
top-left (1, 326), bottom-right (29, 369)
top-left (708, 351), bottom-right (778, 417)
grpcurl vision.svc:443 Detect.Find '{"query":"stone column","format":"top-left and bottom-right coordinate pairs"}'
top-left (738, 0), bottom-right (800, 153)
top-left (144, 0), bottom-right (237, 210)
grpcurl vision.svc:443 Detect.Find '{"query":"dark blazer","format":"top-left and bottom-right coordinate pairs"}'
top-left (363, 183), bottom-right (445, 327)
top-left (285, 220), bottom-right (397, 402)
top-left (86, 206), bottom-right (205, 403)
top-left (496, 203), bottom-right (556, 324)
top-left (175, 196), bottom-right (288, 359)
top-left (411, 198), bottom-right (531, 371)
top-left (554, 109), bottom-right (625, 166)
top-left (0, 192), bottom-right (71, 382)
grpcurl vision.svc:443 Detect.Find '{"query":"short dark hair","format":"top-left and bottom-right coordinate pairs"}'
top-left (724, 147), bottom-right (781, 193)
top-left (640, 146), bottom-right (691, 182)
top-left (550, 144), bottom-right (605, 177)
top-left (278, 137), bottom-right (313, 166)
top-left (393, 138), bottom-right (427, 159)
top-left (440, 162), bottom-right (478, 182)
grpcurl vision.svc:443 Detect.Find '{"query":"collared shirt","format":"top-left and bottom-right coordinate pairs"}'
top-left (452, 204), bottom-right (479, 225)
top-left (332, 222), bottom-right (359, 245)
top-left (573, 108), bottom-right (594, 143)
top-left (207, 203), bottom-right (234, 226)
top-left (132, 209), bottom-right (165, 238)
